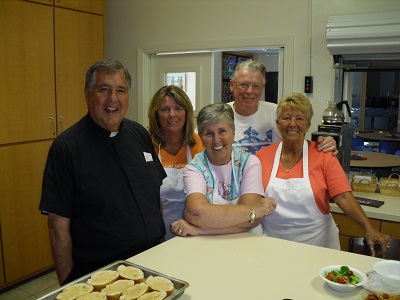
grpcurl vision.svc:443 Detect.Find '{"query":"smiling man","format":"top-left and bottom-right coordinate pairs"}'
top-left (227, 60), bottom-right (337, 155)
top-left (39, 60), bottom-right (167, 285)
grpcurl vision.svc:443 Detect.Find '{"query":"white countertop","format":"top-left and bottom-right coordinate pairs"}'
top-left (127, 233), bottom-right (383, 300)
top-left (330, 192), bottom-right (400, 222)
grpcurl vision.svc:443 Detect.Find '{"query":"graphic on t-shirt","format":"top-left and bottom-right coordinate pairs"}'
top-left (218, 181), bottom-right (232, 201)
top-left (236, 126), bottom-right (273, 154)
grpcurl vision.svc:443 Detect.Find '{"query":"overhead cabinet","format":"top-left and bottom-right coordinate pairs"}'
top-left (25, 0), bottom-right (104, 14)
top-left (0, 0), bottom-right (104, 145)
top-left (0, 0), bottom-right (104, 288)
top-left (0, 1), bottom-right (55, 145)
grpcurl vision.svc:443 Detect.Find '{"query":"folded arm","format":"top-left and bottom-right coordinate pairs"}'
top-left (178, 193), bottom-right (276, 236)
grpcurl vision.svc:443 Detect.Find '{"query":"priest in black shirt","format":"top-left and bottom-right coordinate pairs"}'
top-left (40, 59), bottom-right (167, 285)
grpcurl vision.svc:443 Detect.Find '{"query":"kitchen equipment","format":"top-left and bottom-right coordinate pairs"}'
top-left (37, 260), bottom-right (189, 300)
top-left (312, 123), bottom-right (353, 173)
top-left (373, 260), bottom-right (400, 289)
top-left (360, 269), bottom-right (400, 299)
top-left (321, 100), bottom-right (352, 124)
top-left (312, 100), bottom-right (353, 173)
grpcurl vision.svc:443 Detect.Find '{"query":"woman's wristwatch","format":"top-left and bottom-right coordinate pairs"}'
top-left (250, 208), bottom-right (256, 224)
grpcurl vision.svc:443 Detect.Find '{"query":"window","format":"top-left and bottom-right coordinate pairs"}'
top-left (165, 72), bottom-right (196, 110)
top-left (343, 69), bottom-right (399, 132)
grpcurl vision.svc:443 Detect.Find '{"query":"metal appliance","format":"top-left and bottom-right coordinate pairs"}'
top-left (311, 100), bottom-right (353, 173)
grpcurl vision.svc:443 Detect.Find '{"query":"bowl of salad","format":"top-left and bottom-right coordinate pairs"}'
top-left (319, 265), bottom-right (368, 293)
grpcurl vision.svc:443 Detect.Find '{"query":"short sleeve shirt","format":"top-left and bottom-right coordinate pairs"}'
top-left (227, 101), bottom-right (282, 154)
top-left (39, 115), bottom-right (167, 264)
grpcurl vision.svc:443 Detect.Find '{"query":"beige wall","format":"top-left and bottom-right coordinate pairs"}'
top-left (105, 0), bottom-right (400, 134)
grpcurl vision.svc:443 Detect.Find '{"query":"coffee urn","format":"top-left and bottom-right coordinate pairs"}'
top-left (311, 101), bottom-right (353, 173)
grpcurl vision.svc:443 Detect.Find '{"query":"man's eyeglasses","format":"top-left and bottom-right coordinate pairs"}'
top-left (232, 81), bottom-right (263, 91)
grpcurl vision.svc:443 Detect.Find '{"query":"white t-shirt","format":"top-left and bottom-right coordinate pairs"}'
top-left (227, 101), bottom-right (282, 154)
top-left (184, 155), bottom-right (264, 200)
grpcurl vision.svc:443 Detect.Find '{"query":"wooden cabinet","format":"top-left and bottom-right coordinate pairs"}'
top-left (332, 212), bottom-right (399, 251)
top-left (0, 239), bottom-right (4, 289)
top-left (24, 0), bottom-right (104, 14)
top-left (0, 141), bottom-right (54, 285)
top-left (54, 0), bottom-right (104, 14)
top-left (54, 7), bottom-right (104, 134)
top-left (0, 1), bottom-right (56, 145)
top-left (0, 0), bottom-right (104, 144)
top-left (0, 0), bottom-right (104, 288)
top-left (381, 220), bottom-right (400, 240)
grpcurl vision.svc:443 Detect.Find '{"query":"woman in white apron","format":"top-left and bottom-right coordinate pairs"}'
top-left (158, 146), bottom-right (193, 240)
top-left (256, 93), bottom-right (390, 255)
top-left (170, 103), bottom-right (277, 236)
top-left (148, 86), bottom-right (203, 240)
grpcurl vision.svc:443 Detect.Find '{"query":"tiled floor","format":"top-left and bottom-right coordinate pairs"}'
top-left (0, 269), bottom-right (60, 300)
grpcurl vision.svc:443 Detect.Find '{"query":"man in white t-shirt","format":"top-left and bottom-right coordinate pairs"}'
top-left (227, 60), bottom-right (336, 154)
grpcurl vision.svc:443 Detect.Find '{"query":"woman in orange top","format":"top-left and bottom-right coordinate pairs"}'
top-left (256, 93), bottom-right (390, 256)
top-left (148, 85), bottom-right (203, 240)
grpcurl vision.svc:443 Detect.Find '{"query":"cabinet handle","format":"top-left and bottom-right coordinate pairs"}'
top-left (59, 116), bottom-right (64, 132)
top-left (50, 116), bottom-right (56, 135)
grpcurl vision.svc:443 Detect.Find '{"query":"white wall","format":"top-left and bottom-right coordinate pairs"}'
top-left (105, 0), bottom-right (400, 135)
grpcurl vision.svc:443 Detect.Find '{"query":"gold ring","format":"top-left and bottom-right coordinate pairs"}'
top-left (387, 244), bottom-right (390, 248)
top-left (178, 229), bottom-right (182, 234)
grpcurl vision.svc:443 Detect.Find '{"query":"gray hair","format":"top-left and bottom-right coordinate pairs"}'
top-left (197, 103), bottom-right (235, 134)
top-left (85, 59), bottom-right (132, 94)
top-left (232, 59), bottom-right (267, 83)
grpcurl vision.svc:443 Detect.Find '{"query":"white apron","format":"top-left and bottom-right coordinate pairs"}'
top-left (159, 146), bottom-right (192, 240)
top-left (262, 141), bottom-right (340, 249)
top-left (208, 153), bottom-right (263, 235)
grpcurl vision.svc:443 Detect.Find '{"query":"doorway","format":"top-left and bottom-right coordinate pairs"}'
top-left (145, 48), bottom-right (282, 127)
top-left (343, 70), bottom-right (400, 132)
top-left (136, 36), bottom-right (294, 126)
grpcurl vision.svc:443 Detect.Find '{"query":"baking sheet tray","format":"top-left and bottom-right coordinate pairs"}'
top-left (37, 260), bottom-right (189, 300)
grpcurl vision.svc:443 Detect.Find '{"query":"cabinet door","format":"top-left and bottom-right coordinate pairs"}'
top-left (23, 0), bottom-right (53, 5)
top-left (54, 8), bottom-right (104, 134)
top-left (0, 141), bottom-right (54, 284)
top-left (331, 212), bottom-right (381, 251)
top-left (0, 1), bottom-right (56, 145)
top-left (0, 238), bottom-right (4, 289)
top-left (381, 220), bottom-right (400, 239)
top-left (54, 0), bottom-right (104, 14)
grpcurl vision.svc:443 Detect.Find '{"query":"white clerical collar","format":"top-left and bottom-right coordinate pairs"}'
top-left (110, 131), bottom-right (119, 137)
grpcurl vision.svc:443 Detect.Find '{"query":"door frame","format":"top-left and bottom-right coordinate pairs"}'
top-left (136, 36), bottom-right (294, 125)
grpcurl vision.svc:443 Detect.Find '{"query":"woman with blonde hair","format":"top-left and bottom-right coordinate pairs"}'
top-left (256, 93), bottom-right (390, 255)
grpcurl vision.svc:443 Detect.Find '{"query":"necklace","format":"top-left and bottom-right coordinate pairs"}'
top-left (281, 149), bottom-right (303, 173)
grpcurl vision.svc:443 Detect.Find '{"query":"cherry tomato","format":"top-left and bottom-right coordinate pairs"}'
top-left (335, 277), bottom-right (348, 284)
top-left (325, 272), bottom-right (335, 281)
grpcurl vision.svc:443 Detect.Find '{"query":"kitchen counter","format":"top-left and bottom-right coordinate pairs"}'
top-left (127, 233), bottom-right (382, 300)
top-left (330, 191), bottom-right (400, 222)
